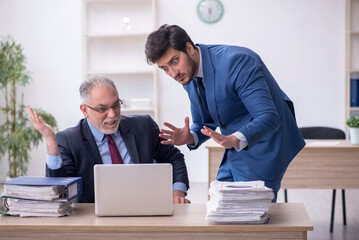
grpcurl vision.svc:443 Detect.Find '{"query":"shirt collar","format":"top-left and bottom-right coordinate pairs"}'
top-left (196, 46), bottom-right (204, 78)
top-left (86, 119), bottom-right (120, 143)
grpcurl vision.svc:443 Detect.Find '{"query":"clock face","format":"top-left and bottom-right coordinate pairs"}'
top-left (197, 0), bottom-right (224, 24)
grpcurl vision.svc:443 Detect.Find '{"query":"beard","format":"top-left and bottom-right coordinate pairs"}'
top-left (100, 116), bottom-right (121, 134)
top-left (178, 53), bottom-right (198, 86)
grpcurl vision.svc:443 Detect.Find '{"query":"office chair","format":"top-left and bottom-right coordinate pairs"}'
top-left (284, 126), bottom-right (346, 233)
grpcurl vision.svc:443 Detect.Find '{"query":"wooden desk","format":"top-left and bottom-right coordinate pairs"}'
top-left (0, 203), bottom-right (312, 240)
top-left (206, 140), bottom-right (359, 189)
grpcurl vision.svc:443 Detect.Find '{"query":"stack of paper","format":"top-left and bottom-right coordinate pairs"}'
top-left (0, 176), bottom-right (82, 217)
top-left (206, 180), bottom-right (274, 224)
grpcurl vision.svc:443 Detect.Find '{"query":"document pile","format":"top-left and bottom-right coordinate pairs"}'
top-left (0, 176), bottom-right (82, 217)
top-left (206, 180), bottom-right (274, 224)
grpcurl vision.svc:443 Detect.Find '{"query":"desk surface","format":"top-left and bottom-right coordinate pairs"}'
top-left (0, 203), bottom-right (312, 231)
top-left (0, 203), bottom-right (312, 240)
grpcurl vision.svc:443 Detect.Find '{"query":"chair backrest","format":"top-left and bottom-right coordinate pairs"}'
top-left (299, 127), bottom-right (345, 139)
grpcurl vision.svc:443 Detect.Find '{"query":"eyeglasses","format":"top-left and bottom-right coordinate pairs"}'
top-left (84, 99), bottom-right (123, 113)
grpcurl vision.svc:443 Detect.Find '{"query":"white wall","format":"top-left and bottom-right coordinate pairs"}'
top-left (156, 0), bottom-right (346, 183)
top-left (0, 0), bottom-right (83, 180)
top-left (0, 0), bottom-right (346, 183)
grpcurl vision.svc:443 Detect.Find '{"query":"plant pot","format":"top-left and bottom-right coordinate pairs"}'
top-left (349, 127), bottom-right (359, 145)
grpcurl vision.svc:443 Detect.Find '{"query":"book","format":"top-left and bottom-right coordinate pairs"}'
top-left (350, 78), bottom-right (359, 107)
top-left (206, 180), bottom-right (273, 224)
top-left (1, 176), bottom-right (82, 201)
top-left (0, 176), bottom-right (82, 217)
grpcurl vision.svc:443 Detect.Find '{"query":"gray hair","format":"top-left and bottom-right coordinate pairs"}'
top-left (79, 75), bottom-right (118, 103)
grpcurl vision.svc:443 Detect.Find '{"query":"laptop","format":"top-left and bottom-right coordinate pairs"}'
top-left (94, 164), bottom-right (173, 216)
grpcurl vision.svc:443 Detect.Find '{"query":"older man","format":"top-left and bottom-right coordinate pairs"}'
top-left (27, 75), bottom-right (190, 203)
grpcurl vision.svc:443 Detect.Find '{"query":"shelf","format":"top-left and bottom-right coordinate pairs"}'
top-left (84, 32), bottom-right (150, 39)
top-left (346, 0), bottom-right (359, 121)
top-left (85, 0), bottom-right (154, 36)
top-left (86, 68), bottom-right (154, 75)
top-left (83, 0), bottom-right (158, 120)
top-left (86, 0), bottom-right (149, 2)
top-left (122, 107), bottom-right (155, 113)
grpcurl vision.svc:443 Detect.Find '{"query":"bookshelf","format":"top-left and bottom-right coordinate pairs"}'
top-left (83, 0), bottom-right (158, 120)
top-left (346, 0), bottom-right (359, 122)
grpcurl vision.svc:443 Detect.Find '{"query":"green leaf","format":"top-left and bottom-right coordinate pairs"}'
top-left (0, 35), bottom-right (57, 178)
top-left (346, 116), bottom-right (359, 128)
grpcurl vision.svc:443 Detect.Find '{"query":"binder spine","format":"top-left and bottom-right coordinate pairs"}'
top-left (350, 78), bottom-right (359, 107)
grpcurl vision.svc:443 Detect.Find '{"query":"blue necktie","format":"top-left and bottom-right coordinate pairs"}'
top-left (194, 77), bottom-right (208, 110)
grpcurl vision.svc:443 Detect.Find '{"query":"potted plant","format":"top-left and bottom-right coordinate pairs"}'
top-left (346, 116), bottom-right (359, 145)
top-left (0, 36), bottom-right (58, 178)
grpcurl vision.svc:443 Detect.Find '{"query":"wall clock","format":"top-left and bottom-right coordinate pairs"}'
top-left (197, 0), bottom-right (224, 24)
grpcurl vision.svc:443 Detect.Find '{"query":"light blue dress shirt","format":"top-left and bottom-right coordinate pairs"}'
top-left (47, 120), bottom-right (187, 194)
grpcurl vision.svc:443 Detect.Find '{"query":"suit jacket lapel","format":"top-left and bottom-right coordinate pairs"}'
top-left (80, 119), bottom-right (103, 165)
top-left (119, 121), bottom-right (140, 164)
top-left (197, 44), bottom-right (220, 123)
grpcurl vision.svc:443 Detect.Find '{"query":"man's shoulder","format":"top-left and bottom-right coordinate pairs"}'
top-left (199, 43), bottom-right (258, 59)
top-left (121, 114), bottom-right (153, 125)
top-left (57, 119), bottom-right (87, 137)
top-left (120, 114), bottom-right (157, 133)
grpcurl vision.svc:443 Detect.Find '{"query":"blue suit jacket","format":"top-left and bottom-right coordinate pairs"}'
top-left (46, 115), bottom-right (189, 203)
top-left (185, 44), bottom-right (305, 181)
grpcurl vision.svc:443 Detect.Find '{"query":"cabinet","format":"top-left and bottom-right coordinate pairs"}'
top-left (83, 0), bottom-right (158, 120)
top-left (346, 0), bottom-right (359, 120)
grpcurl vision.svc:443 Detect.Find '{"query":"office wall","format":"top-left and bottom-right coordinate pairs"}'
top-left (0, 0), bottom-right (345, 183)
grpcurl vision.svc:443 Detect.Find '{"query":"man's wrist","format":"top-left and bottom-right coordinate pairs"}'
top-left (230, 135), bottom-right (240, 148)
top-left (186, 134), bottom-right (195, 145)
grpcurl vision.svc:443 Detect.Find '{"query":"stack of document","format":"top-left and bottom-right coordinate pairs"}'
top-left (0, 176), bottom-right (82, 217)
top-left (206, 180), bottom-right (274, 224)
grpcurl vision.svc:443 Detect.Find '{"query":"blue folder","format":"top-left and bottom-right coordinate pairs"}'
top-left (1, 176), bottom-right (82, 201)
top-left (350, 78), bottom-right (359, 107)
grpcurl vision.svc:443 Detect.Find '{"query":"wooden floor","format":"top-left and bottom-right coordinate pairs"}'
top-left (187, 182), bottom-right (359, 240)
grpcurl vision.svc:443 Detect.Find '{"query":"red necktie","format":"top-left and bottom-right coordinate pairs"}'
top-left (104, 134), bottom-right (124, 164)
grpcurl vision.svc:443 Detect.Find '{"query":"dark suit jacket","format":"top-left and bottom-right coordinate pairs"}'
top-left (185, 44), bottom-right (305, 181)
top-left (46, 115), bottom-right (189, 203)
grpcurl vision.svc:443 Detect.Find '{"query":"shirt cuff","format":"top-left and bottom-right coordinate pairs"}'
top-left (46, 154), bottom-right (63, 170)
top-left (173, 182), bottom-right (188, 196)
top-left (232, 131), bottom-right (248, 151)
top-left (187, 131), bottom-right (199, 148)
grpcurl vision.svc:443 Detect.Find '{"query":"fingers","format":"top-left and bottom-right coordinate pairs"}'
top-left (159, 129), bottom-right (173, 135)
top-left (27, 105), bottom-right (42, 128)
top-left (26, 105), bottom-right (33, 115)
top-left (160, 140), bottom-right (173, 145)
top-left (201, 126), bottom-right (215, 137)
top-left (38, 116), bottom-right (46, 124)
top-left (26, 105), bottom-right (36, 122)
top-left (203, 126), bottom-right (214, 133)
top-left (163, 122), bottom-right (177, 130)
top-left (203, 126), bottom-right (221, 138)
top-left (184, 117), bottom-right (189, 128)
top-left (201, 128), bottom-right (210, 136)
top-left (159, 133), bottom-right (172, 140)
top-left (159, 128), bottom-right (173, 140)
top-left (173, 197), bottom-right (191, 204)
